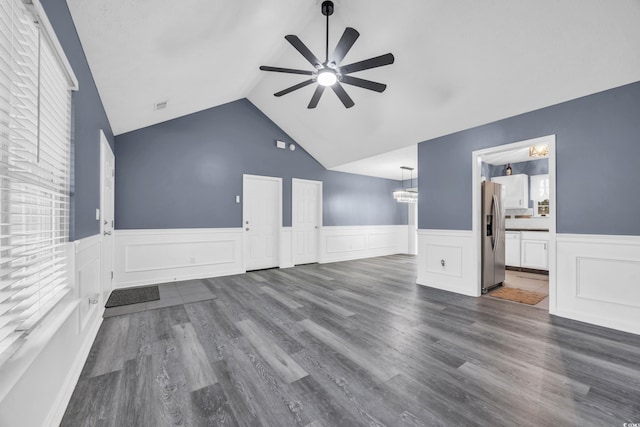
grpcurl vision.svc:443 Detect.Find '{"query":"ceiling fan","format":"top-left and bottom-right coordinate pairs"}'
top-left (259, 0), bottom-right (394, 109)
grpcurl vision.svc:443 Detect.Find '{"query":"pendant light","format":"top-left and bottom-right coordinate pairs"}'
top-left (393, 166), bottom-right (418, 203)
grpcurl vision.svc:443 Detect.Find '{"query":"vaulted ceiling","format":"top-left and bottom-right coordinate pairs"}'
top-left (67, 0), bottom-right (640, 179)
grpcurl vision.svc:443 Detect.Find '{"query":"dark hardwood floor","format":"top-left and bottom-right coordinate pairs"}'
top-left (61, 255), bottom-right (640, 426)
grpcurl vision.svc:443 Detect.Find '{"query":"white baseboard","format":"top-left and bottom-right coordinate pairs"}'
top-left (113, 228), bottom-right (244, 289)
top-left (318, 225), bottom-right (408, 264)
top-left (416, 229), bottom-right (479, 297)
top-left (555, 233), bottom-right (640, 335)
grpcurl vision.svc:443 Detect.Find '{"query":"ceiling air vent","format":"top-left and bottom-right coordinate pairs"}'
top-left (154, 100), bottom-right (168, 111)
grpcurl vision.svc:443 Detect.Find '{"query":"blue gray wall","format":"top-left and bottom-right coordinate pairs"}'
top-left (115, 99), bottom-right (407, 229)
top-left (419, 80), bottom-right (640, 235)
top-left (41, 0), bottom-right (115, 241)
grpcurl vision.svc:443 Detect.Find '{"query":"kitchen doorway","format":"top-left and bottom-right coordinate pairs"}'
top-left (471, 135), bottom-right (556, 312)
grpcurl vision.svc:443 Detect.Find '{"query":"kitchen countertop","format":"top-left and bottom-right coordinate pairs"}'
top-left (505, 217), bottom-right (551, 231)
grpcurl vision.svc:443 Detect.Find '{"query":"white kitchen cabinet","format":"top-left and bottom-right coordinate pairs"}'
top-left (491, 174), bottom-right (529, 209)
top-left (505, 231), bottom-right (521, 267)
top-left (520, 231), bottom-right (549, 270)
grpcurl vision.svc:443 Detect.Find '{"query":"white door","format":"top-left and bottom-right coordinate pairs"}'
top-left (244, 175), bottom-right (281, 271)
top-left (100, 131), bottom-right (115, 302)
top-left (292, 179), bottom-right (322, 264)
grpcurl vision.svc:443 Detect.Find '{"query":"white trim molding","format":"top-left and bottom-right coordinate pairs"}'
top-left (318, 225), bottom-right (408, 264)
top-left (555, 233), bottom-right (640, 335)
top-left (416, 229), bottom-right (478, 296)
top-left (471, 134), bottom-right (557, 310)
top-left (113, 228), bottom-right (244, 289)
top-left (280, 227), bottom-right (294, 269)
top-left (31, 0), bottom-right (79, 90)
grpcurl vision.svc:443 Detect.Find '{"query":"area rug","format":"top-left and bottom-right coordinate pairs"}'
top-left (105, 286), bottom-right (160, 308)
top-left (489, 287), bottom-right (547, 305)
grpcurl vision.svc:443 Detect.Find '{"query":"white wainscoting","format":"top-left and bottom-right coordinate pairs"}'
top-left (416, 229), bottom-right (479, 297)
top-left (74, 234), bottom-right (102, 332)
top-left (555, 233), bottom-right (640, 335)
top-left (279, 227), bottom-right (294, 269)
top-left (0, 233), bottom-right (105, 427)
top-left (113, 228), bottom-right (244, 289)
top-left (318, 225), bottom-right (408, 264)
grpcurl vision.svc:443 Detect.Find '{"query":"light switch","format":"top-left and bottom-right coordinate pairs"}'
top-left (95, 208), bottom-right (100, 220)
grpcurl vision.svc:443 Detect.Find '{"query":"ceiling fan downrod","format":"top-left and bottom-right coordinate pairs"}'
top-left (322, 1), bottom-right (334, 63)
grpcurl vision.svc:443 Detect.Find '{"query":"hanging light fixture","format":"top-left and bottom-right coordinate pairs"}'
top-left (529, 143), bottom-right (549, 158)
top-left (393, 166), bottom-right (418, 203)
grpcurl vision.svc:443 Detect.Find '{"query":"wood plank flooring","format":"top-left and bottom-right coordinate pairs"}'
top-left (61, 255), bottom-right (640, 426)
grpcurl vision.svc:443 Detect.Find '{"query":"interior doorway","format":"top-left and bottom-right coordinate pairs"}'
top-left (243, 174), bottom-right (282, 271)
top-left (100, 130), bottom-right (115, 303)
top-left (292, 178), bottom-right (322, 265)
top-left (471, 135), bottom-right (556, 312)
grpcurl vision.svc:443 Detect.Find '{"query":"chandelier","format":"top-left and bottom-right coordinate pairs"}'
top-left (393, 166), bottom-right (418, 203)
top-left (529, 143), bottom-right (549, 158)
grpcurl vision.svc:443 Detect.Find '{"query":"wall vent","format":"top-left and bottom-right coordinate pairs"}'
top-left (154, 100), bottom-right (168, 111)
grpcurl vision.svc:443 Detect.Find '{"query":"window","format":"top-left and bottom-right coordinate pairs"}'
top-left (530, 174), bottom-right (550, 217)
top-left (0, 0), bottom-right (73, 362)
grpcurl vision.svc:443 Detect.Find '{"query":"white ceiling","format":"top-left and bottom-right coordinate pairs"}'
top-left (330, 145), bottom-right (417, 180)
top-left (66, 0), bottom-right (640, 177)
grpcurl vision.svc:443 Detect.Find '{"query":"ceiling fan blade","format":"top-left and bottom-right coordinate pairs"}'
top-left (340, 53), bottom-right (395, 75)
top-left (307, 85), bottom-right (325, 109)
top-left (260, 66), bottom-right (314, 75)
top-left (285, 35), bottom-right (322, 67)
top-left (274, 79), bottom-right (315, 97)
top-left (340, 75), bottom-right (387, 93)
top-left (331, 83), bottom-right (355, 108)
top-left (331, 27), bottom-right (359, 65)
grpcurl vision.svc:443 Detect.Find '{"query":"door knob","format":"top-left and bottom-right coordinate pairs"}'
top-left (314, 226), bottom-right (318, 229)
top-left (103, 230), bottom-right (112, 236)
top-left (246, 227), bottom-right (250, 231)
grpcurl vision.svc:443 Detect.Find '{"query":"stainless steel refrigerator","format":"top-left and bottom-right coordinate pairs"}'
top-left (481, 181), bottom-right (505, 293)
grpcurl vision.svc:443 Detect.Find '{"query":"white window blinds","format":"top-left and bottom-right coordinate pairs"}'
top-left (0, 0), bottom-right (72, 361)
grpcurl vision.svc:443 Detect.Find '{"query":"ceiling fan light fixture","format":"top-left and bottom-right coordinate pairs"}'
top-left (259, 0), bottom-right (394, 108)
top-left (317, 70), bottom-right (337, 86)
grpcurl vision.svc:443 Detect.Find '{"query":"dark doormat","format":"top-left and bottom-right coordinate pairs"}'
top-left (105, 286), bottom-right (160, 308)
